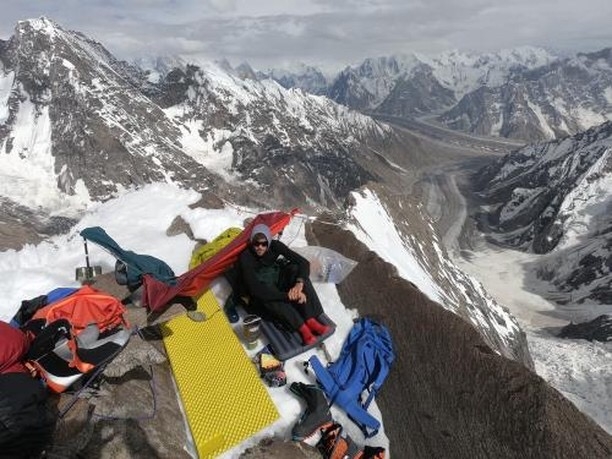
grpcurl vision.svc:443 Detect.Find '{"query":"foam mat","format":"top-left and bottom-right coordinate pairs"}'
top-left (163, 290), bottom-right (279, 458)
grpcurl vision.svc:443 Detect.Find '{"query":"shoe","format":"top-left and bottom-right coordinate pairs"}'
top-left (290, 383), bottom-right (333, 441)
top-left (317, 423), bottom-right (365, 459)
top-left (306, 317), bottom-right (331, 336)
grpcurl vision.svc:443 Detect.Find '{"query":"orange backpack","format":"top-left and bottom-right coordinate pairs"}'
top-left (27, 285), bottom-right (130, 392)
top-left (31, 285), bottom-right (128, 335)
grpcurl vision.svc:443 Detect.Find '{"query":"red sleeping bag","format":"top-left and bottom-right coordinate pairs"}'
top-left (0, 321), bottom-right (31, 375)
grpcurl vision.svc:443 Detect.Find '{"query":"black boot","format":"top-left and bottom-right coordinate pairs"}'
top-left (290, 382), bottom-right (333, 441)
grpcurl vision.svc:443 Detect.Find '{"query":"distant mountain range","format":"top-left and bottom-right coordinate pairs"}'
top-left (258, 48), bottom-right (612, 142)
top-left (136, 43), bottom-right (612, 143)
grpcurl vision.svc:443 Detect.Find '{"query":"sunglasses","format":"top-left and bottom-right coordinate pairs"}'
top-left (252, 240), bottom-right (269, 248)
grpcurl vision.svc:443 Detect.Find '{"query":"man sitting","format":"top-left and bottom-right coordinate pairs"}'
top-left (237, 224), bottom-right (330, 345)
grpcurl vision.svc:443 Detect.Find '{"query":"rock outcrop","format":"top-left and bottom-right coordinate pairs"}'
top-left (309, 218), bottom-right (612, 458)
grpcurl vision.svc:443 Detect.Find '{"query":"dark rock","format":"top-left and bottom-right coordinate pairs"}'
top-left (376, 64), bottom-right (456, 116)
top-left (439, 53), bottom-right (612, 142)
top-left (0, 197), bottom-right (78, 251)
top-left (240, 438), bottom-right (321, 458)
top-left (48, 273), bottom-right (191, 458)
top-left (309, 218), bottom-right (612, 459)
top-left (166, 216), bottom-right (195, 240)
top-left (558, 315), bottom-right (612, 342)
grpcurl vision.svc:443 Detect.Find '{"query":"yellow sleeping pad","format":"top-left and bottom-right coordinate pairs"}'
top-left (162, 290), bottom-right (279, 458)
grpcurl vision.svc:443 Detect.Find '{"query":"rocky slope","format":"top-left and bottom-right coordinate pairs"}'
top-left (0, 18), bottom-right (217, 207)
top-left (148, 61), bottom-right (395, 209)
top-left (309, 214), bottom-right (612, 459)
top-left (342, 183), bottom-right (531, 366)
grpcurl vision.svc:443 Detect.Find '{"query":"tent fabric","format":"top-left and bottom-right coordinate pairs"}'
top-left (143, 209), bottom-right (298, 313)
top-left (80, 226), bottom-right (176, 287)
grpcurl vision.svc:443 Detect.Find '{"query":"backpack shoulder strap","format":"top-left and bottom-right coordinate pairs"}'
top-left (362, 320), bottom-right (395, 409)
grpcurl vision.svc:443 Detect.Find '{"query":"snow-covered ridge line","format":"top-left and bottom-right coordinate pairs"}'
top-left (346, 187), bottom-right (523, 361)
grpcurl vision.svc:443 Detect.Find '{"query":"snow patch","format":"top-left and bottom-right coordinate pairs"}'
top-left (529, 330), bottom-right (612, 434)
top-left (556, 148), bottom-right (612, 249)
top-left (0, 96), bottom-right (90, 213)
top-left (573, 106), bottom-right (607, 131)
top-left (0, 71), bottom-right (14, 124)
top-left (169, 112), bottom-right (238, 181)
top-left (346, 188), bottom-right (443, 303)
top-left (527, 99), bottom-right (555, 140)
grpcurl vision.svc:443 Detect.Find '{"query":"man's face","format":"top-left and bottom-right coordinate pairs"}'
top-left (252, 237), bottom-right (269, 257)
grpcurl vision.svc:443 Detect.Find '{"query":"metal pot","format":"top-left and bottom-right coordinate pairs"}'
top-left (75, 265), bottom-right (102, 283)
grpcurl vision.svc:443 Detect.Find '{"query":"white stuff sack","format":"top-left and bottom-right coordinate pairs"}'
top-left (293, 246), bottom-right (358, 284)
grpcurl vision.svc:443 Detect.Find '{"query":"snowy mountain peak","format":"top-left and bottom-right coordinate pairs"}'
top-left (578, 47), bottom-right (612, 62)
top-left (16, 16), bottom-right (61, 37)
top-left (258, 62), bottom-right (329, 95)
top-left (234, 61), bottom-right (258, 80)
top-left (0, 18), bottom-right (399, 216)
top-left (327, 47), bottom-right (556, 113)
top-left (358, 55), bottom-right (402, 77)
top-left (133, 55), bottom-right (187, 83)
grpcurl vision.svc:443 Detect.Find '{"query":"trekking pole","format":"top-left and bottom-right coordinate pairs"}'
top-left (319, 342), bottom-right (332, 363)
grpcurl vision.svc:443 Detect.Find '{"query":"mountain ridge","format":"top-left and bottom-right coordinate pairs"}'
top-left (474, 120), bottom-right (612, 304)
top-left (256, 46), bottom-right (611, 142)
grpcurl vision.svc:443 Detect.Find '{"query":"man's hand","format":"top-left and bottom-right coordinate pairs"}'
top-left (288, 280), bottom-right (306, 303)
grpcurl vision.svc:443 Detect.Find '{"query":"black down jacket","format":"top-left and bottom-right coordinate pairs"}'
top-left (0, 373), bottom-right (57, 458)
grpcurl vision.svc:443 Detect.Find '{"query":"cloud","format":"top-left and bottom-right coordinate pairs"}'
top-left (1, 0), bottom-right (611, 71)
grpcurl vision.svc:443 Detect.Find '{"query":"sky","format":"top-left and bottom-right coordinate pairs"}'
top-left (1, 0), bottom-right (611, 72)
top-left (0, 183), bottom-right (610, 457)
